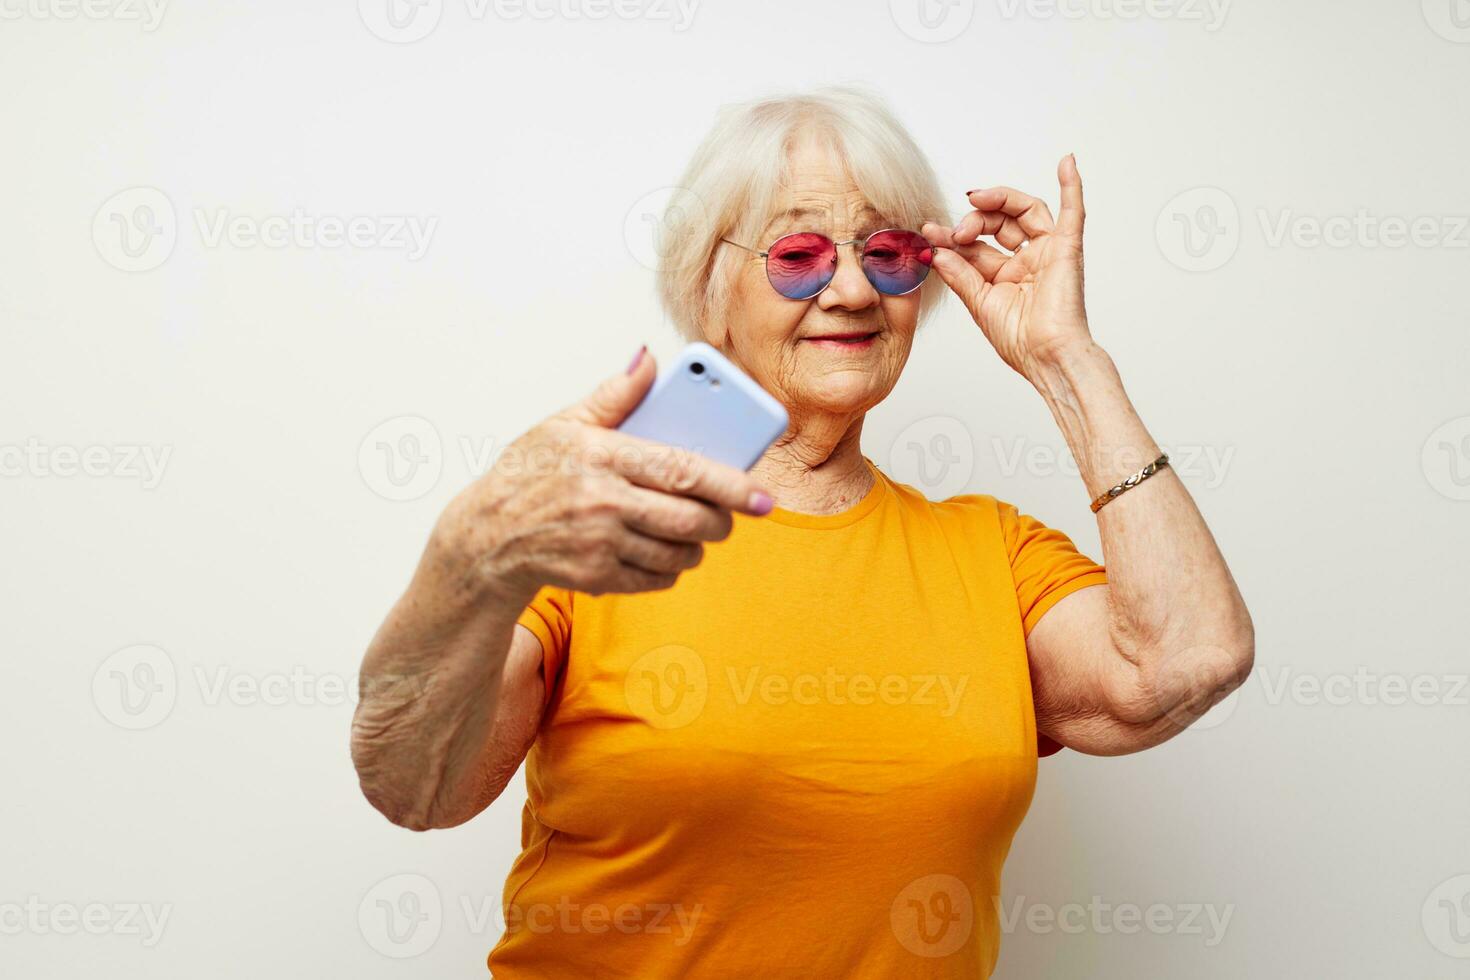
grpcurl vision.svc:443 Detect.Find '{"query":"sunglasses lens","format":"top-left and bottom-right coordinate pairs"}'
top-left (861, 229), bottom-right (933, 295)
top-left (766, 233), bottom-right (837, 299)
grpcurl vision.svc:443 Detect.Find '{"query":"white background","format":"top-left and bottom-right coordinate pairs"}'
top-left (3, 1), bottom-right (1469, 976)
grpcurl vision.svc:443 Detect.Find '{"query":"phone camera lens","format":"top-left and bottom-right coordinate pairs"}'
top-left (689, 361), bottom-right (705, 376)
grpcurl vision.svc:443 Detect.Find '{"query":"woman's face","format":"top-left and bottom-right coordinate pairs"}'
top-left (709, 136), bottom-right (921, 423)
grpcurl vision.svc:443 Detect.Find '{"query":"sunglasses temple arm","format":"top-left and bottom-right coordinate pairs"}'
top-left (719, 238), bottom-right (769, 257)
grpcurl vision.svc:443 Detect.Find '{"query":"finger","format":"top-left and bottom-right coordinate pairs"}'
top-left (615, 528), bottom-right (704, 576)
top-left (951, 210), bottom-right (1029, 251)
top-left (1056, 154), bottom-right (1085, 237)
top-left (620, 484), bottom-right (734, 543)
top-left (921, 222), bottom-right (1008, 282)
top-left (607, 561), bottom-right (680, 594)
top-left (559, 346), bottom-right (657, 428)
top-left (928, 243), bottom-right (991, 318)
top-left (963, 186), bottom-right (1056, 237)
top-left (599, 433), bottom-right (773, 516)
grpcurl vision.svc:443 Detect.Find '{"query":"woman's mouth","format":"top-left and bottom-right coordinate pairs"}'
top-left (801, 331), bottom-right (879, 350)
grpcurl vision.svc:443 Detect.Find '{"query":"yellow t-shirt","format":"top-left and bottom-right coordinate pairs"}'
top-left (489, 454), bottom-right (1106, 979)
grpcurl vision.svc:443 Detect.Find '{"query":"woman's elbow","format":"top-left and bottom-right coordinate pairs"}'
top-left (1110, 600), bottom-right (1255, 730)
top-left (350, 734), bottom-right (463, 832)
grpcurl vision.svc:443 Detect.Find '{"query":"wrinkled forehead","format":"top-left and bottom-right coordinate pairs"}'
top-left (761, 201), bottom-right (887, 241)
top-left (753, 135), bottom-right (893, 241)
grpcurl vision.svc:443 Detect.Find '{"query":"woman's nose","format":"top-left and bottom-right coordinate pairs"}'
top-left (815, 246), bottom-right (879, 311)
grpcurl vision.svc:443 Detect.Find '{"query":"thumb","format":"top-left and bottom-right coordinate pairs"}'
top-left (561, 344), bottom-right (656, 428)
top-left (931, 247), bottom-right (988, 321)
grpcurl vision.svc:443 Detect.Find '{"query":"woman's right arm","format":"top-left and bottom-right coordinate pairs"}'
top-left (349, 351), bottom-right (774, 831)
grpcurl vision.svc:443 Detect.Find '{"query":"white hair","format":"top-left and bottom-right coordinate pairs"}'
top-left (655, 85), bottom-right (951, 342)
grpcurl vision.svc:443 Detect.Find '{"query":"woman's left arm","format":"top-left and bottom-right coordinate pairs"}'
top-left (923, 155), bottom-right (1254, 756)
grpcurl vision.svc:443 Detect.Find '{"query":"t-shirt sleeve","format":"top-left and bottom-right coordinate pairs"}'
top-left (515, 585), bottom-right (573, 707)
top-left (996, 499), bottom-right (1108, 638)
top-left (995, 500), bottom-right (1108, 760)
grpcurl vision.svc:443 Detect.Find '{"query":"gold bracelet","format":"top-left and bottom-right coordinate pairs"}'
top-left (1089, 453), bottom-right (1170, 513)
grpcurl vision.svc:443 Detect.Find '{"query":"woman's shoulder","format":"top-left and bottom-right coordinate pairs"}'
top-left (871, 462), bottom-right (1035, 544)
top-left (870, 459), bottom-right (997, 508)
top-left (872, 463), bottom-right (1008, 522)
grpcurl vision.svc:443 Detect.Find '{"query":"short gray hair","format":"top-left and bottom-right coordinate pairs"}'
top-left (655, 85), bottom-right (951, 342)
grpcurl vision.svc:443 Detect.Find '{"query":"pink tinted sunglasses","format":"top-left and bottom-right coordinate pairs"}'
top-left (720, 228), bottom-right (935, 300)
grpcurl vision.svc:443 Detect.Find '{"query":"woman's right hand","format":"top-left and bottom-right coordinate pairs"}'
top-left (433, 346), bottom-right (777, 602)
top-left (351, 348), bottom-right (776, 830)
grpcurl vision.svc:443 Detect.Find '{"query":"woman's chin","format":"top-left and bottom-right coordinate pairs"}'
top-left (788, 375), bottom-right (888, 416)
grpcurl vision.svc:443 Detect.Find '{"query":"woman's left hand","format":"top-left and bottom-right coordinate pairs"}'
top-left (923, 154), bottom-right (1092, 380)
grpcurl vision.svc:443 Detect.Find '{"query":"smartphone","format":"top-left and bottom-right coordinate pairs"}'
top-left (617, 342), bottom-right (789, 471)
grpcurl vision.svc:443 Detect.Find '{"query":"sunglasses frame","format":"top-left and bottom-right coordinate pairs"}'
top-left (719, 227), bottom-right (934, 301)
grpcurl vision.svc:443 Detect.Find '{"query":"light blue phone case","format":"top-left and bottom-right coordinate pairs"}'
top-left (617, 342), bottom-right (789, 471)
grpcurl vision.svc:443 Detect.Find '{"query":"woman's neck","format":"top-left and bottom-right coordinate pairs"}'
top-left (751, 416), bottom-right (874, 516)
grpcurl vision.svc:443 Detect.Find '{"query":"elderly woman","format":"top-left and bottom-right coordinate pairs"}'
top-left (351, 87), bottom-right (1254, 978)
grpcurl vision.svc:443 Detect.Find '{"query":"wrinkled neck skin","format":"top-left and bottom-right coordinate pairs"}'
top-left (751, 412), bottom-right (874, 516)
top-left (707, 321), bottom-right (885, 517)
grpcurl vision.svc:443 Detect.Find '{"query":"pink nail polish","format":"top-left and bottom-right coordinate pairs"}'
top-left (749, 490), bottom-right (774, 515)
top-left (625, 344), bottom-right (646, 374)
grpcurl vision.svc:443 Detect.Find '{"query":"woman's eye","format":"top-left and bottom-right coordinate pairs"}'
top-left (866, 248), bottom-right (898, 259)
top-left (776, 250), bottom-right (815, 261)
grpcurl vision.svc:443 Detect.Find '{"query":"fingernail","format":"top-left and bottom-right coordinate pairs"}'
top-left (965, 188), bottom-right (982, 196)
top-left (625, 344), bottom-right (646, 374)
top-left (748, 490), bottom-right (774, 515)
